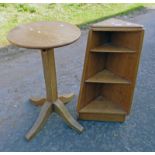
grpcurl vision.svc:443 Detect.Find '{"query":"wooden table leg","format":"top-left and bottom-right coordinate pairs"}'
top-left (25, 49), bottom-right (84, 140)
top-left (54, 99), bottom-right (84, 132)
top-left (25, 101), bottom-right (53, 140)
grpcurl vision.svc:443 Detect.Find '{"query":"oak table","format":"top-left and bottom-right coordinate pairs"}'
top-left (7, 21), bottom-right (84, 140)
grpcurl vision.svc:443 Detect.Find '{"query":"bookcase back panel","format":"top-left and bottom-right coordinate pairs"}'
top-left (85, 84), bottom-right (102, 104)
top-left (77, 83), bottom-right (102, 110)
top-left (111, 31), bottom-right (142, 51)
top-left (85, 53), bottom-right (106, 79)
top-left (91, 31), bottom-right (111, 48)
top-left (102, 84), bottom-right (133, 113)
top-left (105, 53), bottom-right (139, 81)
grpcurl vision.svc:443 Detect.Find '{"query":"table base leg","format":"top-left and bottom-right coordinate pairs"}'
top-left (29, 93), bottom-right (74, 106)
top-left (29, 97), bottom-right (46, 106)
top-left (54, 99), bottom-right (84, 133)
top-left (26, 94), bottom-right (84, 141)
top-left (25, 101), bottom-right (52, 140)
top-left (59, 93), bottom-right (74, 104)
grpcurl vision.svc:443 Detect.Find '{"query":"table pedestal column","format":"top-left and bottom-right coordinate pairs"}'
top-left (25, 49), bottom-right (84, 140)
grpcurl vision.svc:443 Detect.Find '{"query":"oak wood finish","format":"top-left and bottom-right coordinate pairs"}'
top-left (91, 44), bottom-right (135, 53)
top-left (25, 101), bottom-right (53, 140)
top-left (85, 69), bottom-right (130, 84)
top-left (7, 21), bottom-right (83, 140)
top-left (26, 49), bottom-right (84, 140)
top-left (29, 97), bottom-right (46, 106)
top-left (79, 96), bottom-right (126, 122)
top-left (77, 18), bottom-right (144, 122)
top-left (91, 18), bottom-right (143, 29)
top-left (7, 21), bottom-right (81, 49)
top-left (53, 99), bottom-right (84, 133)
top-left (29, 93), bottom-right (74, 106)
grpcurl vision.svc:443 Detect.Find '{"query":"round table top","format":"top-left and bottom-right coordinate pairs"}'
top-left (7, 21), bottom-right (81, 49)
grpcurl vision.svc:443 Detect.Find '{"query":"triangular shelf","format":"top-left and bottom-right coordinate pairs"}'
top-left (91, 44), bottom-right (135, 53)
top-left (80, 96), bottom-right (126, 115)
top-left (85, 69), bottom-right (130, 84)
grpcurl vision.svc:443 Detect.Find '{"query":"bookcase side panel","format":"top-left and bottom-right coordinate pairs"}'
top-left (77, 31), bottom-right (106, 110)
top-left (102, 30), bottom-right (144, 113)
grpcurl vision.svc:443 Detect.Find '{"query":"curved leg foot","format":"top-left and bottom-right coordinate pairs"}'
top-left (59, 93), bottom-right (74, 105)
top-left (25, 101), bottom-right (52, 140)
top-left (53, 99), bottom-right (84, 133)
top-left (29, 93), bottom-right (74, 106)
top-left (29, 97), bottom-right (46, 106)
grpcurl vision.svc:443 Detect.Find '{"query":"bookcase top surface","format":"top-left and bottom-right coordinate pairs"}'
top-left (91, 18), bottom-right (143, 30)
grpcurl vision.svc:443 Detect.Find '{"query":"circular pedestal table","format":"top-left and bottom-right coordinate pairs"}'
top-left (7, 21), bottom-right (84, 140)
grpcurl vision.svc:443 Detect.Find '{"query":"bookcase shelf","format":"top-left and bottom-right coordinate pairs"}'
top-left (79, 96), bottom-right (126, 122)
top-left (85, 69), bottom-right (130, 84)
top-left (91, 44), bottom-right (135, 53)
top-left (77, 18), bottom-right (144, 122)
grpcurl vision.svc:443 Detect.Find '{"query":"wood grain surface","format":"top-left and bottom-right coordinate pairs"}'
top-left (7, 21), bottom-right (81, 49)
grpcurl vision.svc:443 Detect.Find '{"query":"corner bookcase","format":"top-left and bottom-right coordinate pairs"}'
top-left (77, 18), bottom-right (144, 122)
